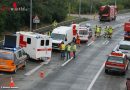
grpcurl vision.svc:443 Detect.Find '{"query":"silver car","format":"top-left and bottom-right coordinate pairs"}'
top-left (113, 40), bottom-right (130, 58)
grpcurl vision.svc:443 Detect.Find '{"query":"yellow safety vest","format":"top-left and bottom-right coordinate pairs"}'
top-left (73, 45), bottom-right (77, 51)
top-left (96, 27), bottom-right (100, 33)
top-left (67, 45), bottom-right (71, 51)
top-left (109, 28), bottom-right (113, 33)
top-left (61, 44), bottom-right (65, 50)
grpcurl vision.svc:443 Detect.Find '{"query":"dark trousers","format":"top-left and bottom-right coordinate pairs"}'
top-left (73, 51), bottom-right (76, 58)
top-left (67, 51), bottom-right (70, 60)
top-left (61, 50), bottom-right (65, 58)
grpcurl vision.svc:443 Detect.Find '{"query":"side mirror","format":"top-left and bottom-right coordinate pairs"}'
top-left (65, 38), bottom-right (67, 41)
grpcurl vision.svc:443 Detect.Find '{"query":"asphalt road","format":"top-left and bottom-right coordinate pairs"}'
top-left (0, 13), bottom-right (130, 90)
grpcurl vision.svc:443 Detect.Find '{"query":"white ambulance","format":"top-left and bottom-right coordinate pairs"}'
top-left (77, 26), bottom-right (90, 42)
top-left (51, 26), bottom-right (73, 50)
top-left (16, 31), bottom-right (52, 62)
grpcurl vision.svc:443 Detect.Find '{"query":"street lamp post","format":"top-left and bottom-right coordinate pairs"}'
top-left (79, 0), bottom-right (81, 18)
top-left (30, 0), bottom-right (32, 31)
top-left (115, 0), bottom-right (117, 6)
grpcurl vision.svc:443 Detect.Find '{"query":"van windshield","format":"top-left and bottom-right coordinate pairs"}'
top-left (107, 56), bottom-right (124, 63)
top-left (79, 30), bottom-right (88, 35)
top-left (0, 52), bottom-right (14, 60)
top-left (51, 33), bottom-right (65, 40)
top-left (119, 44), bottom-right (130, 50)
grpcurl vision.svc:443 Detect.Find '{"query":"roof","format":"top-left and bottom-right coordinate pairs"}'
top-left (119, 40), bottom-right (130, 45)
top-left (17, 31), bottom-right (50, 39)
top-left (52, 26), bottom-right (72, 34)
top-left (110, 51), bottom-right (125, 57)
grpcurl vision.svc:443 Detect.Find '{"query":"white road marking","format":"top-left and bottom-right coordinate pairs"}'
top-left (24, 62), bottom-right (44, 76)
top-left (61, 57), bottom-right (73, 67)
top-left (105, 40), bottom-right (109, 45)
top-left (87, 62), bottom-right (105, 90)
top-left (87, 41), bottom-right (94, 46)
top-left (102, 40), bottom-right (107, 45)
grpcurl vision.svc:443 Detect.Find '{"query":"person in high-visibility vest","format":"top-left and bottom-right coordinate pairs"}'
top-left (108, 26), bottom-right (113, 38)
top-left (66, 44), bottom-right (71, 60)
top-left (72, 43), bottom-right (77, 58)
top-left (104, 26), bottom-right (108, 38)
top-left (60, 42), bottom-right (66, 59)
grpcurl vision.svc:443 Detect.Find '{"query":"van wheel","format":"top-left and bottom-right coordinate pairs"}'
top-left (23, 61), bottom-right (26, 68)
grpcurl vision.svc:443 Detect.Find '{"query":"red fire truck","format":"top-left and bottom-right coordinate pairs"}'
top-left (105, 52), bottom-right (129, 75)
top-left (99, 5), bottom-right (117, 21)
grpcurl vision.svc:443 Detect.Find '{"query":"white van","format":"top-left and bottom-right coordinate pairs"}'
top-left (77, 26), bottom-right (90, 42)
top-left (51, 26), bottom-right (73, 50)
top-left (16, 31), bottom-right (52, 62)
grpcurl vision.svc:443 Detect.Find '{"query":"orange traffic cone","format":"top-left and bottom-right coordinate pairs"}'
top-left (9, 77), bottom-right (15, 87)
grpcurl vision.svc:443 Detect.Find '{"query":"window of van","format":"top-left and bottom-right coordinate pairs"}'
top-left (27, 38), bottom-right (31, 44)
top-left (79, 30), bottom-right (88, 35)
top-left (46, 40), bottom-right (49, 46)
top-left (51, 33), bottom-right (65, 40)
top-left (41, 40), bottom-right (44, 46)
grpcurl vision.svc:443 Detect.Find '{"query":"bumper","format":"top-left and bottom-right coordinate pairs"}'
top-left (0, 66), bottom-right (15, 72)
top-left (105, 67), bottom-right (125, 73)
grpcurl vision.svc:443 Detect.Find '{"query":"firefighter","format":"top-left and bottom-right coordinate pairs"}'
top-left (72, 43), bottom-right (77, 58)
top-left (60, 42), bottom-right (66, 59)
top-left (66, 44), bottom-right (71, 60)
top-left (76, 35), bottom-right (80, 47)
top-left (108, 26), bottom-right (113, 38)
top-left (104, 26), bottom-right (108, 38)
top-left (95, 26), bottom-right (100, 37)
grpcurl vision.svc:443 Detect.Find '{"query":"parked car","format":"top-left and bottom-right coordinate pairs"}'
top-left (0, 48), bottom-right (28, 73)
top-left (113, 40), bottom-right (130, 59)
top-left (105, 51), bottom-right (129, 75)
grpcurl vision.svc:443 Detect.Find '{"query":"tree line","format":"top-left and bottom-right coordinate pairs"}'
top-left (0, 0), bottom-right (129, 34)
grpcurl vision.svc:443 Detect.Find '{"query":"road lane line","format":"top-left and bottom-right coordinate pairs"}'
top-left (61, 57), bottom-right (73, 67)
top-left (105, 40), bottom-right (109, 45)
top-left (87, 62), bottom-right (105, 90)
top-left (102, 40), bottom-right (107, 45)
top-left (87, 41), bottom-right (94, 46)
top-left (24, 62), bottom-right (44, 76)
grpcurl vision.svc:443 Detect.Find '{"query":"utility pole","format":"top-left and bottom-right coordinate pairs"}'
top-left (115, 0), bottom-right (117, 6)
top-left (79, 0), bottom-right (81, 18)
top-left (30, 0), bottom-right (32, 31)
top-left (90, 0), bottom-right (93, 14)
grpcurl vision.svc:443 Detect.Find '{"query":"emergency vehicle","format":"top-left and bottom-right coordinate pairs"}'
top-left (77, 26), bottom-right (90, 42)
top-left (105, 52), bottom-right (129, 75)
top-left (0, 35), bottom-right (27, 73)
top-left (51, 26), bottom-right (73, 50)
top-left (16, 31), bottom-right (52, 62)
top-left (124, 22), bottom-right (130, 41)
top-left (99, 5), bottom-right (117, 21)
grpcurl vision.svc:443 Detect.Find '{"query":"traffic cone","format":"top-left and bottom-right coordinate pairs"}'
top-left (39, 71), bottom-right (45, 78)
top-left (9, 77), bottom-right (15, 87)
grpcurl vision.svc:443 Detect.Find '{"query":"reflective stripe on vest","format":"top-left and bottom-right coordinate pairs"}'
top-left (67, 45), bottom-right (71, 51)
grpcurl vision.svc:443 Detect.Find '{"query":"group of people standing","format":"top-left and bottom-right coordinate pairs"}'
top-left (95, 25), bottom-right (113, 38)
top-left (60, 42), bottom-right (77, 60)
top-left (60, 35), bottom-right (81, 60)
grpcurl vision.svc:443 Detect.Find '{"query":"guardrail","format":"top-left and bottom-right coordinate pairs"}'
top-left (118, 9), bottom-right (130, 14)
top-left (33, 17), bottom-right (88, 33)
